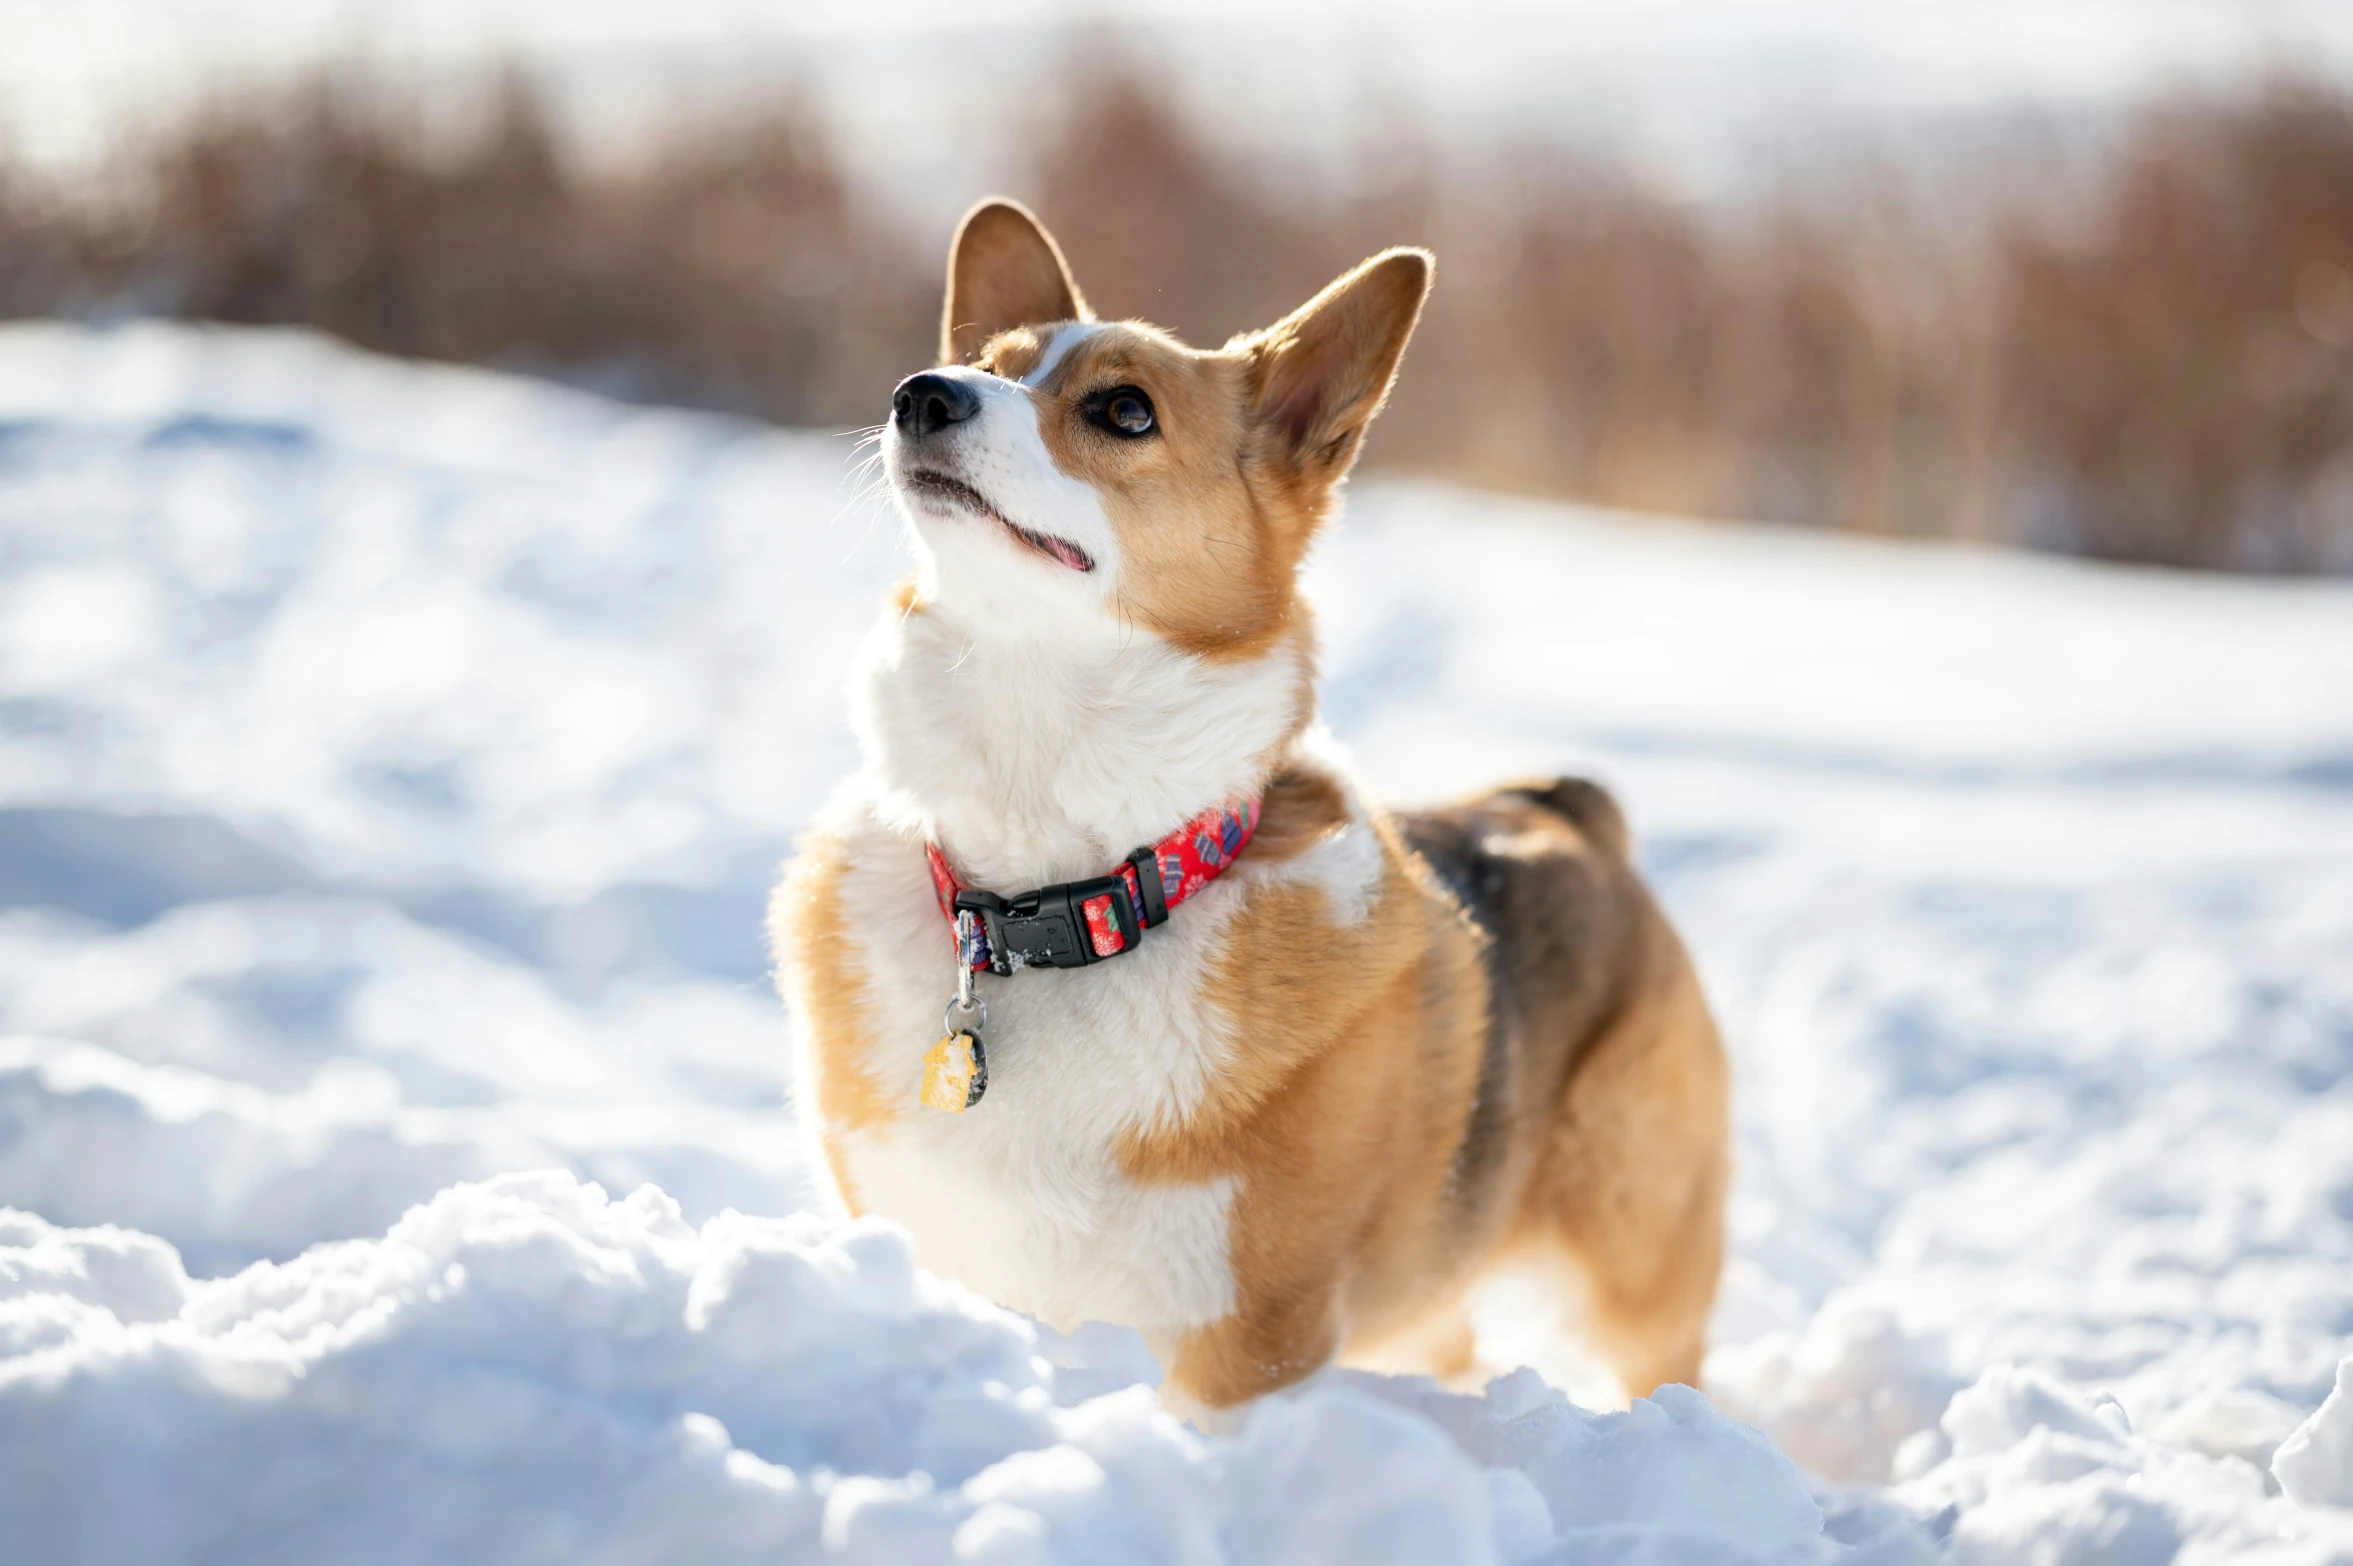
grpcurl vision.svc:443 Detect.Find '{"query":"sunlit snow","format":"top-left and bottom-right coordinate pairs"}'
top-left (2, 321), bottom-right (2350, 1562)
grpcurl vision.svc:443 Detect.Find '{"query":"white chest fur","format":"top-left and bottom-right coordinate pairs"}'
top-left (802, 562), bottom-right (1360, 1337)
top-left (806, 784), bottom-right (1245, 1334)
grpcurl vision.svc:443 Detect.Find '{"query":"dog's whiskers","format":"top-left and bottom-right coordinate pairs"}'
top-left (825, 425), bottom-right (905, 554)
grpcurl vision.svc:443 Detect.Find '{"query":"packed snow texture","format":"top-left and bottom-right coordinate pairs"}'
top-left (1, 322), bottom-right (2349, 1562)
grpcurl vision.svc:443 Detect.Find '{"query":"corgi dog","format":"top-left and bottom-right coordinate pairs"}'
top-left (772, 199), bottom-right (1727, 1417)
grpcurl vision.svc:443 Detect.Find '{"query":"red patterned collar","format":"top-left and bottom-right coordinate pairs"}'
top-left (924, 797), bottom-right (1260, 973)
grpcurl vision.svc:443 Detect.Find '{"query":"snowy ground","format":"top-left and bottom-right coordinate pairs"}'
top-left (2, 321), bottom-right (2350, 1563)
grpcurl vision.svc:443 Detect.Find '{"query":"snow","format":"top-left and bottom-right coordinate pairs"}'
top-left (1, 319), bottom-right (2350, 1561)
top-left (2280, 1362), bottom-right (2353, 1511)
top-left (1, 1173), bottom-right (1832, 1566)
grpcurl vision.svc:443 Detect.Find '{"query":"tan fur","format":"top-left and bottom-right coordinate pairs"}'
top-left (779, 199), bottom-right (1728, 1412)
top-left (943, 199), bottom-right (1091, 364)
top-left (770, 831), bottom-right (897, 1211)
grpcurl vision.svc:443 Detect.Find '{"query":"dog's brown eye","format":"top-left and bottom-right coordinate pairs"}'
top-left (1090, 387), bottom-right (1157, 438)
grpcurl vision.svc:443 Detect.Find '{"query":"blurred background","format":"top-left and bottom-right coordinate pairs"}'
top-left (9, 0), bottom-right (2353, 572)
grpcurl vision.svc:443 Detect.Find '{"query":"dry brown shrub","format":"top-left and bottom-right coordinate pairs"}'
top-left (1023, 63), bottom-right (1994, 542)
top-left (3, 74), bottom-right (932, 425)
top-left (5, 55), bottom-right (2352, 570)
top-left (1023, 58), bottom-right (2353, 570)
top-left (1999, 81), bottom-right (2353, 569)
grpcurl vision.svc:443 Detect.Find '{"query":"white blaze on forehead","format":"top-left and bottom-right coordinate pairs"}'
top-left (1019, 322), bottom-right (1101, 388)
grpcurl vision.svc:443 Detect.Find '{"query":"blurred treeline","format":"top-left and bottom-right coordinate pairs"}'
top-left (5, 60), bottom-right (2352, 572)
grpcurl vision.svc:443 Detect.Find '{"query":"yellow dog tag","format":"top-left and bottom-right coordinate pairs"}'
top-left (921, 1031), bottom-right (987, 1113)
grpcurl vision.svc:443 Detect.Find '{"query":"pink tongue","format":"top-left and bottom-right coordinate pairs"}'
top-left (1041, 535), bottom-right (1093, 573)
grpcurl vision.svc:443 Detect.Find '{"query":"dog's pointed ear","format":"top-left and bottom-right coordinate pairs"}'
top-left (941, 199), bottom-right (1091, 364)
top-left (1245, 248), bottom-right (1432, 483)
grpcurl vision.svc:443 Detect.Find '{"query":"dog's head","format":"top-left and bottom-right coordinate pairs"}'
top-left (883, 199), bottom-right (1431, 660)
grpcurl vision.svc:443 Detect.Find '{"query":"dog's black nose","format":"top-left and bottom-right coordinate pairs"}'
top-left (892, 373), bottom-right (981, 439)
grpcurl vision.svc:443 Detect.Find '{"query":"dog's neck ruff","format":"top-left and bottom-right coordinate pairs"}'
top-left (926, 798), bottom-right (1260, 974)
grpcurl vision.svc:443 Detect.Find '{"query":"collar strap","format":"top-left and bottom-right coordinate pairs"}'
top-left (925, 798), bottom-right (1260, 973)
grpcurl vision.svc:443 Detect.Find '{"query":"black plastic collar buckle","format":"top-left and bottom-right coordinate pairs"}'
top-left (953, 851), bottom-right (1160, 974)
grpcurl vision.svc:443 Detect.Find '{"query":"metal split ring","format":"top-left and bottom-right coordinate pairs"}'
top-left (943, 995), bottom-right (987, 1037)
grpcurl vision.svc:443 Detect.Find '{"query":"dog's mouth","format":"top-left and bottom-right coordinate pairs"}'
top-left (901, 470), bottom-right (1096, 574)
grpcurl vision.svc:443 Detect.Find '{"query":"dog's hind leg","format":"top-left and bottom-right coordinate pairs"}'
top-left (1515, 914), bottom-right (1728, 1400)
top-left (1343, 1288), bottom-right (1483, 1386)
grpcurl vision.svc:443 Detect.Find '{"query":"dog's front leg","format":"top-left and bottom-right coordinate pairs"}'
top-left (1158, 1280), bottom-right (1344, 1425)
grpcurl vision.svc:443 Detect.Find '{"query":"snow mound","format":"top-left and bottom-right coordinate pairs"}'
top-left (1886, 1365), bottom-right (2353, 1563)
top-left (2277, 1359), bottom-right (2353, 1511)
top-left (0, 1172), bottom-right (1844, 1566)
